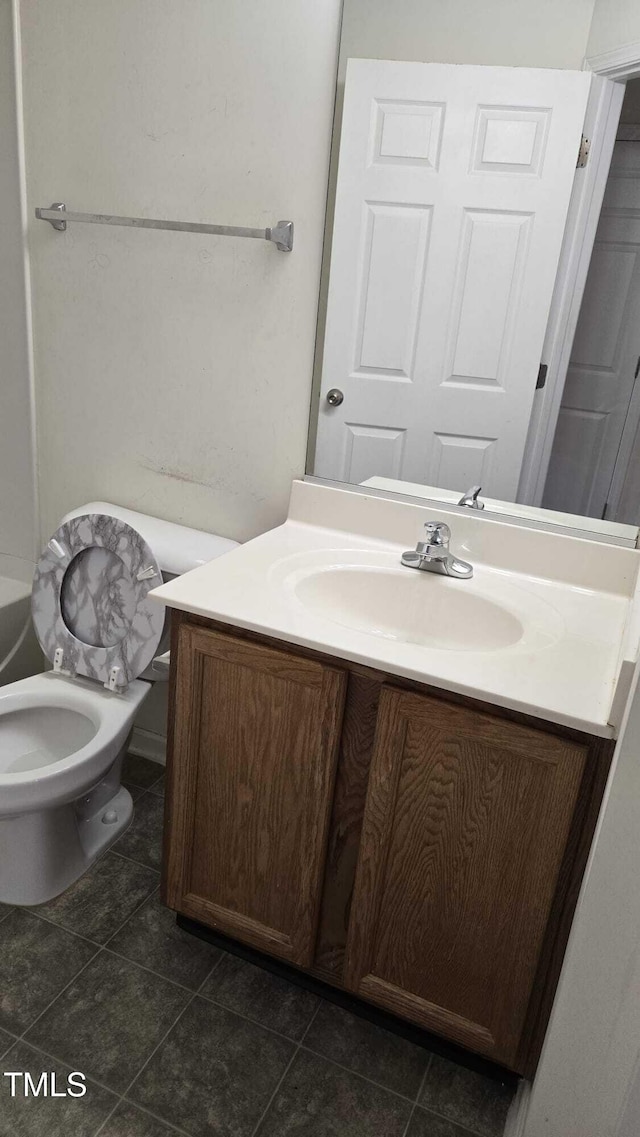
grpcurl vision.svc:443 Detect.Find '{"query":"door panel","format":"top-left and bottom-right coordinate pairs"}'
top-left (344, 686), bottom-right (587, 1067)
top-left (355, 203), bottom-right (432, 376)
top-left (544, 142), bottom-right (640, 519)
top-left (164, 624), bottom-right (347, 966)
top-left (314, 59), bottom-right (590, 497)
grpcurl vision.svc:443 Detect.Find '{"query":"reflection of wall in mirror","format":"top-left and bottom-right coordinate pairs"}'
top-left (339, 0), bottom-right (595, 74)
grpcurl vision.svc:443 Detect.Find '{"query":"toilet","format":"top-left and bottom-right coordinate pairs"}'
top-left (0, 502), bottom-right (237, 906)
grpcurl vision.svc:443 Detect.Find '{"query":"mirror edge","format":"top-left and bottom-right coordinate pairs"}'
top-left (302, 475), bottom-right (640, 548)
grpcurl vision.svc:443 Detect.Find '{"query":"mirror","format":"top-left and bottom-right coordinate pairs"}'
top-left (307, 4), bottom-right (640, 546)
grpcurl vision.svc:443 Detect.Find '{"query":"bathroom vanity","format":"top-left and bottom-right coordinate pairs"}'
top-left (151, 481), bottom-right (639, 1078)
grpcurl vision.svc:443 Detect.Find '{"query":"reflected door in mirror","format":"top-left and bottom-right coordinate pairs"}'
top-left (314, 60), bottom-right (589, 499)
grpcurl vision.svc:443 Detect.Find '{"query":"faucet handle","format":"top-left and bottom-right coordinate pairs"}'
top-left (422, 521), bottom-right (450, 548)
top-left (458, 485), bottom-right (484, 509)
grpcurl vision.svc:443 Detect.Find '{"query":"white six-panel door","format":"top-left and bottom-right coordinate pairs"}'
top-left (314, 60), bottom-right (590, 498)
top-left (543, 142), bottom-right (640, 522)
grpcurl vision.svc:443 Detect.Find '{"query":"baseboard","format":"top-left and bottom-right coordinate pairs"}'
top-left (503, 1078), bottom-right (531, 1136)
top-left (129, 726), bottom-right (166, 766)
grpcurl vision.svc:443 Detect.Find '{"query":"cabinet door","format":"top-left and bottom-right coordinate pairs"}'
top-left (164, 624), bottom-right (347, 967)
top-left (344, 686), bottom-right (587, 1067)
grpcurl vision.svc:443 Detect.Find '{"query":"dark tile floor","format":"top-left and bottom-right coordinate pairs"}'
top-left (0, 755), bottom-right (515, 1137)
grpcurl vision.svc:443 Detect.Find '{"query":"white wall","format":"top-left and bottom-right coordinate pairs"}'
top-left (0, 0), bottom-right (35, 567)
top-left (515, 12), bottom-right (640, 1130)
top-left (340, 0), bottom-right (596, 72)
top-left (20, 0), bottom-right (342, 545)
top-left (587, 0), bottom-right (640, 58)
top-left (521, 666), bottom-right (640, 1136)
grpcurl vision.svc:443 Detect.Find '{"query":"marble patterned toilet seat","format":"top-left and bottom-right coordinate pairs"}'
top-left (31, 513), bottom-right (165, 688)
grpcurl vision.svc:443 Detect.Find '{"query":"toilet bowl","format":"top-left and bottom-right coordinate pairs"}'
top-left (0, 503), bottom-right (237, 906)
top-left (0, 672), bottom-right (149, 905)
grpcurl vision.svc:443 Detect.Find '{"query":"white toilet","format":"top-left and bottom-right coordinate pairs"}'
top-left (0, 502), bottom-right (237, 906)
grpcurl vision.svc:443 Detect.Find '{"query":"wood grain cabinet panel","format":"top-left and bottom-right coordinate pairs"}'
top-left (343, 685), bottom-right (588, 1068)
top-left (163, 623), bottom-right (347, 966)
top-left (163, 615), bottom-right (613, 1075)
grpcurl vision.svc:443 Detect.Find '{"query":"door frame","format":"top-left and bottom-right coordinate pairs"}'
top-left (517, 72), bottom-right (626, 506)
top-left (505, 38), bottom-right (640, 1137)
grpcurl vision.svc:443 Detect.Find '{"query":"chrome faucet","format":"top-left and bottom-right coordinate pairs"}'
top-left (401, 522), bottom-right (473, 579)
top-left (458, 485), bottom-right (484, 510)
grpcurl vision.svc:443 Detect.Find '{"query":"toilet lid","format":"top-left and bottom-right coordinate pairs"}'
top-left (31, 513), bottom-right (165, 689)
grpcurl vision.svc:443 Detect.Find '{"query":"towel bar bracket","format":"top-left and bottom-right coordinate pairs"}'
top-left (267, 221), bottom-right (294, 253)
top-left (42, 202), bottom-right (67, 231)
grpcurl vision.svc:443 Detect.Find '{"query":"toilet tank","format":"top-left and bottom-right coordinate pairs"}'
top-left (60, 501), bottom-right (239, 577)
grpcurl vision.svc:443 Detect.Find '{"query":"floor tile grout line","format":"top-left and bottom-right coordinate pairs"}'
top-left (409, 1044), bottom-right (505, 1137)
top-left (196, 986), bottom-right (433, 1103)
top-left (93, 994), bottom-right (199, 1137)
top-left (117, 991), bottom-right (201, 1118)
top-left (193, 949), bottom-right (225, 993)
top-left (400, 1102), bottom-right (417, 1137)
top-left (93, 953), bottom-right (227, 1136)
top-left (109, 845), bottom-right (161, 870)
top-left (0, 1026), bottom-right (21, 1062)
top-left (92, 1089), bottom-right (191, 1137)
top-left (296, 1042), bottom-right (422, 1105)
top-left (13, 888), bottom-right (163, 1043)
top-left (250, 1049), bottom-right (300, 1137)
top-left (4, 1034), bottom-right (121, 1099)
top-left (101, 1098), bottom-right (191, 1137)
top-left (9, 1019), bottom-right (486, 1137)
top-left (416, 1100), bottom-right (497, 1137)
top-left (400, 1058), bottom-right (433, 1137)
top-left (248, 1038), bottom-right (305, 1137)
top-left (247, 1001), bottom-right (322, 1137)
top-left (6, 886), bottom-right (506, 1136)
top-left (11, 889), bottom-right (219, 1049)
top-left (124, 779), bottom-right (161, 794)
top-left (415, 1054), bottom-right (432, 1103)
top-left (402, 1100), bottom-right (488, 1137)
top-left (102, 899), bottom-right (225, 993)
top-left (109, 844), bottom-right (162, 874)
top-left (100, 943), bottom-right (217, 996)
top-left (15, 946), bottom-right (104, 1044)
top-left (195, 989), bottom-right (324, 1048)
top-left (23, 867), bottom-right (159, 953)
top-left (99, 882), bottom-right (162, 950)
top-left (298, 1001), bottom-right (322, 1045)
top-left (404, 1044), bottom-right (505, 1137)
top-left (227, 987), bottom-right (432, 1137)
top-left (5, 1038), bottom-right (192, 1137)
top-left (17, 907), bottom-right (104, 948)
top-left (3, 901), bottom-right (503, 1137)
top-left (9, 919), bottom-right (205, 1137)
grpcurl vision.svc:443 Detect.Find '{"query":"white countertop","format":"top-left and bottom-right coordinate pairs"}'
top-left (150, 481), bottom-right (640, 738)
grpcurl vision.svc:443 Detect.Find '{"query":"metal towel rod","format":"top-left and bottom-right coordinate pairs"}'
top-left (35, 202), bottom-right (294, 252)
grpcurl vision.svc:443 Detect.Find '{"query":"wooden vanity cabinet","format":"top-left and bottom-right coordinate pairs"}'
top-left (343, 687), bottom-right (588, 1066)
top-left (162, 620), bottom-right (347, 967)
top-left (162, 611), bottom-right (612, 1076)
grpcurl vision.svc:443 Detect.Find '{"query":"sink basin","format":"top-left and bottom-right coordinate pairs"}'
top-left (293, 564), bottom-right (524, 652)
